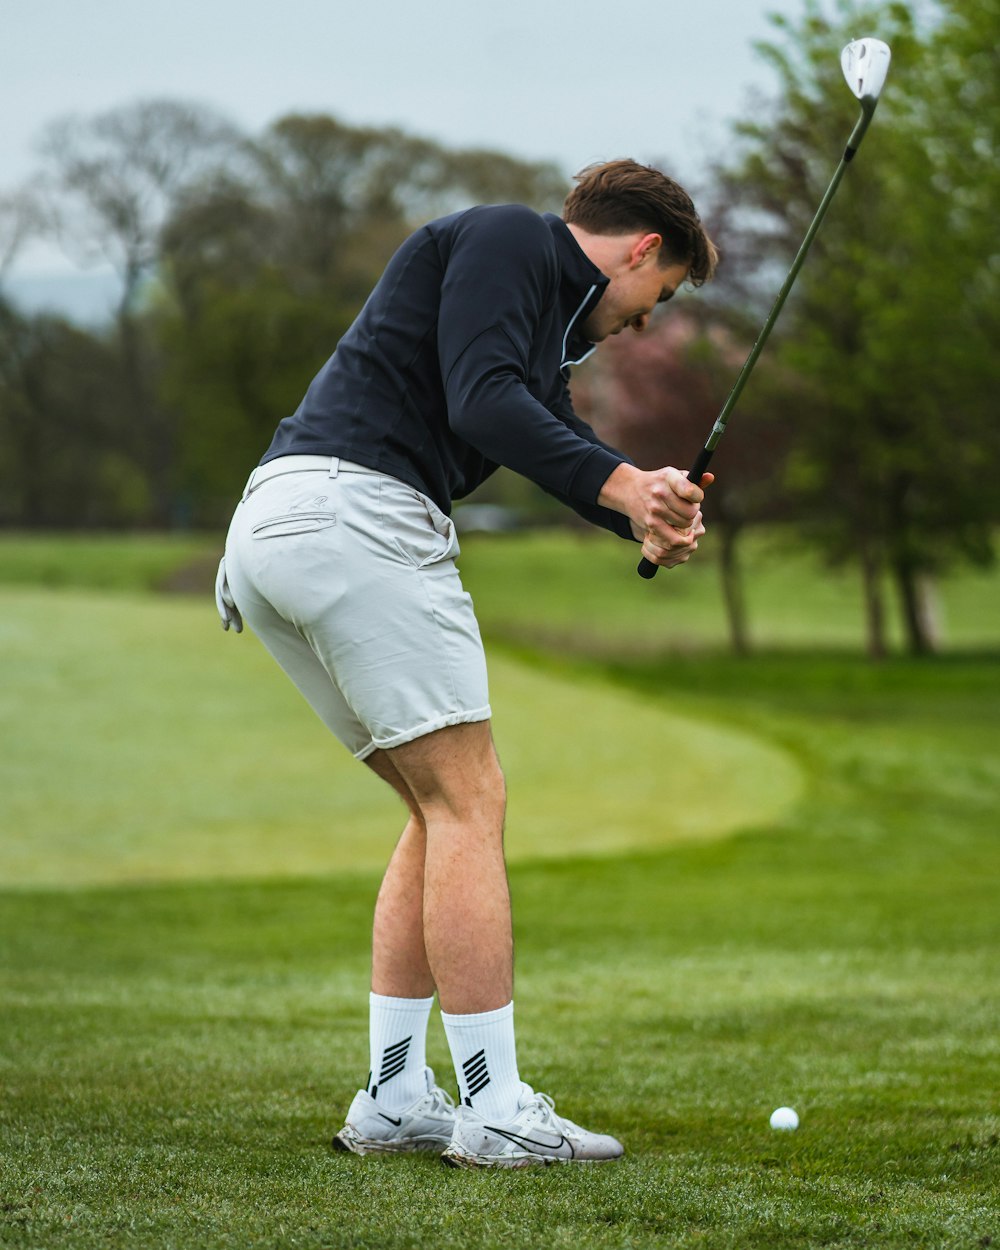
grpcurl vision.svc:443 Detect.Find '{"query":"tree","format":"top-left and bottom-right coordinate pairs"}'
top-left (0, 187), bottom-right (44, 282)
top-left (574, 303), bottom-right (794, 654)
top-left (36, 99), bottom-right (243, 524)
top-left (721, 0), bottom-right (999, 656)
top-left (38, 99), bottom-right (241, 315)
top-left (0, 299), bottom-right (142, 527)
top-left (9, 102), bottom-right (568, 528)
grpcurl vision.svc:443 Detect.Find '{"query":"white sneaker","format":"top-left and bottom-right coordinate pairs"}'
top-left (441, 1085), bottom-right (625, 1169)
top-left (332, 1067), bottom-right (456, 1156)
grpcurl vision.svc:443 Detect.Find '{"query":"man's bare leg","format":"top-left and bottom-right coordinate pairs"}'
top-left (343, 721), bottom-right (516, 1133)
top-left (369, 720), bottom-right (511, 1014)
top-left (331, 764), bottom-right (456, 1151)
top-left (345, 720), bottom-right (625, 1163)
top-left (374, 720), bottom-right (522, 1121)
top-left (365, 751), bottom-right (435, 999)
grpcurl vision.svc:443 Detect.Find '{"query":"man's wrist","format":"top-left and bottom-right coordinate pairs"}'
top-left (597, 462), bottom-right (641, 515)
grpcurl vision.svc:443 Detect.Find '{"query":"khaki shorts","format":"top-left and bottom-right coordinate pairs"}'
top-left (224, 456), bottom-right (491, 760)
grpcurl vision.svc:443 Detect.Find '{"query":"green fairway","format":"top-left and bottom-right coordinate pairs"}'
top-left (0, 587), bottom-right (800, 886)
top-left (4, 526), bottom-right (999, 654)
top-left (456, 528), bottom-right (1000, 655)
top-left (1, 533), bottom-right (998, 1249)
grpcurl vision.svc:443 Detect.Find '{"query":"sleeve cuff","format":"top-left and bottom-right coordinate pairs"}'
top-left (567, 444), bottom-right (627, 505)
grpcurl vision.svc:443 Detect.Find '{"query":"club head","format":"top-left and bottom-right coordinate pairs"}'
top-left (841, 38), bottom-right (891, 111)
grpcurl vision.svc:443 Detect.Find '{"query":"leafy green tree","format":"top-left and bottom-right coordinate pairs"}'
top-left (722, 0), bottom-right (999, 656)
top-left (155, 272), bottom-right (357, 522)
top-left (0, 299), bottom-right (145, 527)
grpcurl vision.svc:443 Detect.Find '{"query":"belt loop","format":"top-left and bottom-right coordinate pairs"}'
top-left (329, 457), bottom-right (340, 479)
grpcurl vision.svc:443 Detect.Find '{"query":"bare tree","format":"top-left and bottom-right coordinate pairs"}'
top-left (35, 99), bottom-right (243, 522)
top-left (0, 186), bottom-right (45, 284)
top-left (38, 99), bottom-right (241, 313)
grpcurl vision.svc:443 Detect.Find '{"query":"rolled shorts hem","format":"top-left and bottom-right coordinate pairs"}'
top-left (359, 705), bottom-right (493, 759)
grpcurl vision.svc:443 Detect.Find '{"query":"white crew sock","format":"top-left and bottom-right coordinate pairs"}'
top-left (441, 1001), bottom-right (522, 1120)
top-left (366, 992), bottom-right (434, 1110)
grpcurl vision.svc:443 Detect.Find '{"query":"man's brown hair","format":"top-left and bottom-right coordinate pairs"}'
top-left (563, 159), bottom-right (718, 286)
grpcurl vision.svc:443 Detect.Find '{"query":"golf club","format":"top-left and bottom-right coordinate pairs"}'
top-left (637, 36), bottom-right (892, 579)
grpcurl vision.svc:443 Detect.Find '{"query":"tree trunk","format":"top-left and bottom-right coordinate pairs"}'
top-left (894, 561), bottom-right (939, 655)
top-left (916, 575), bottom-right (943, 650)
top-left (117, 299), bottom-right (173, 527)
top-left (718, 521), bottom-right (750, 656)
top-left (860, 539), bottom-right (888, 661)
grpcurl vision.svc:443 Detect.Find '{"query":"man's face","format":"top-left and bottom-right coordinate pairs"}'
top-left (582, 251), bottom-right (688, 343)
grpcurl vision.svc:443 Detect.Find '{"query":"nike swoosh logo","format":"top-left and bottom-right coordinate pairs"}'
top-left (378, 1113), bottom-right (402, 1126)
top-left (486, 1127), bottom-right (575, 1157)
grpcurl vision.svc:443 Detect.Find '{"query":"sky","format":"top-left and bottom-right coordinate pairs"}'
top-left (2, 0), bottom-right (816, 285)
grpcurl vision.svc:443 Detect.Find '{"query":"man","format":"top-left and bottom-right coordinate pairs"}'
top-left (216, 158), bottom-right (717, 1168)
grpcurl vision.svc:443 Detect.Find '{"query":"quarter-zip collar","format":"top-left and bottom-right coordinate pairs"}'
top-left (544, 214), bottom-right (609, 371)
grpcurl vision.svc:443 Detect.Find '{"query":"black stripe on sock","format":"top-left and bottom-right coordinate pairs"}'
top-left (462, 1048), bottom-right (491, 1099)
top-left (378, 1035), bottom-right (412, 1085)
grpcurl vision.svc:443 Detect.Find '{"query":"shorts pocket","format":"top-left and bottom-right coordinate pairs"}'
top-left (251, 511), bottom-right (337, 539)
top-left (380, 479), bottom-right (459, 569)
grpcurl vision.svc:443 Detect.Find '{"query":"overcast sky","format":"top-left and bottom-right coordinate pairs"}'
top-left (4, 0), bottom-right (819, 277)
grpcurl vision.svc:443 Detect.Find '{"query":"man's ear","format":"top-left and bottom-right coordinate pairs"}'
top-left (630, 232), bottom-right (663, 268)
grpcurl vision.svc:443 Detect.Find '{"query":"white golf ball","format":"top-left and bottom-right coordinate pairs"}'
top-left (770, 1106), bottom-right (799, 1131)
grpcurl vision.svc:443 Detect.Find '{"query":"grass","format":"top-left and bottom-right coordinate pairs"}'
top-left (0, 587), bottom-right (799, 885)
top-left (3, 525), bottom-right (999, 651)
top-left (456, 528), bottom-right (1000, 654)
top-left (0, 531), bottom-right (220, 594)
top-left (1, 531), bottom-right (998, 1249)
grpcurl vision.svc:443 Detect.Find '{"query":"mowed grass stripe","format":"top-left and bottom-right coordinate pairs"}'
top-left (0, 588), bottom-right (802, 888)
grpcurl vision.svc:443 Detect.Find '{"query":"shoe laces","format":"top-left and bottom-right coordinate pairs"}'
top-left (522, 1090), bottom-right (587, 1139)
top-left (522, 1089), bottom-right (558, 1121)
top-left (430, 1086), bottom-right (456, 1113)
top-left (424, 1068), bottom-right (455, 1113)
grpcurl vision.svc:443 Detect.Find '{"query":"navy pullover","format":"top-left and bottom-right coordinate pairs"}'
top-left (262, 205), bottom-right (634, 539)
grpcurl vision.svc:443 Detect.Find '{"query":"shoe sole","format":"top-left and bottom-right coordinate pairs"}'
top-left (333, 1129), bottom-right (451, 1157)
top-left (440, 1146), bottom-right (620, 1169)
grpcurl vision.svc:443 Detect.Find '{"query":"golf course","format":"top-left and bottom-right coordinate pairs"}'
top-left (1, 529), bottom-right (997, 1248)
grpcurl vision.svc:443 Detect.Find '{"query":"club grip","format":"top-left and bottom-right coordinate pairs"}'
top-left (636, 449), bottom-right (714, 580)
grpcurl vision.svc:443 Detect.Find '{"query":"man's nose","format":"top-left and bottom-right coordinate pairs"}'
top-left (629, 313), bottom-right (650, 333)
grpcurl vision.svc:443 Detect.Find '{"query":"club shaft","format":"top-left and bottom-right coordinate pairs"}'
top-left (710, 151), bottom-right (853, 442)
top-left (637, 106), bottom-right (874, 581)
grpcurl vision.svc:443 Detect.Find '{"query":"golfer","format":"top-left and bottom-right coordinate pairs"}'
top-left (217, 159), bottom-right (717, 1168)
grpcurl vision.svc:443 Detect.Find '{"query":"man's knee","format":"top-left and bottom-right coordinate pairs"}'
top-left (387, 720), bottom-right (505, 824)
top-left (365, 749), bottom-right (427, 829)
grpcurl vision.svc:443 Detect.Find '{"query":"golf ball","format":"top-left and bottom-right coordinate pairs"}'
top-left (770, 1106), bottom-right (799, 1131)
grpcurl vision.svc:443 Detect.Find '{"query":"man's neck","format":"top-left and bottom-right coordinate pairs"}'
top-left (563, 223), bottom-right (642, 278)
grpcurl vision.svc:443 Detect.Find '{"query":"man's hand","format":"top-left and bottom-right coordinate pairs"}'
top-left (215, 557), bottom-right (243, 633)
top-left (630, 507), bottom-right (707, 568)
top-left (599, 463), bottom-right (713, 569)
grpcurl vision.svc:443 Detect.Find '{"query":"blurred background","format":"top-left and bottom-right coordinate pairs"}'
top-left (1, 0), bottom-right (996, 659)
